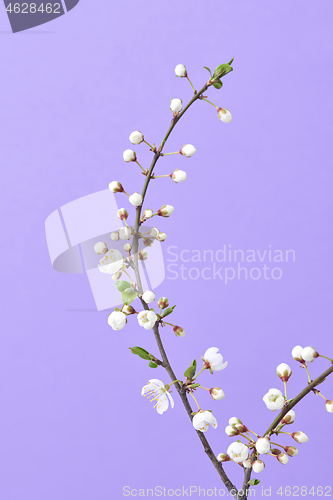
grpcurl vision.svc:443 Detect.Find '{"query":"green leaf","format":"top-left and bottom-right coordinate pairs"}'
top-left (162, 305), bottom-right (176, 318)
top-left (213, 79), bottom-right (222, 90)
top-left (121, 288), bottom-right (137, 305)
top-left (129, 346), bottom-right (152, 361)
top-left (248, 479), bottom-right (260, 486)
top-left (213, 63), bottom-right (233, 80)
top-left (115, 280), bottom-right (131, 293)
top-left (184, 359), bottom-right (197, 380)
top-left (149, 361), bottom-right (158, 368)
top-left (189, 383), bottom-right (200, 389)
top-left (227, 56), bottom-right (234, 65)
top-left (204, 66), bottom-right (212, 77)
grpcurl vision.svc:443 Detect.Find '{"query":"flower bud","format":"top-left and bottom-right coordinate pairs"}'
top-left (123, 243), bottom-right (132, 252)
top-left (242, 459), bottom-right (252, 468)
top-left (119, 227), bottom-right (132, 240)
top-left (277, 453), bottom-right (289, 465)
top-left (234, 423), bottom-right (248, 433)
top-left (123, 149), bottom-right (136, 162)
top-left (108, 310), bottom-right (127, 330)
top-left (255, 437), bottom-right (271, 455)
top-left (291, 345), bottom-right (304, 363)
top-left (252, 460), bottom-right (265, 473)
top-left (180, 144), bottom-right (196, 157)
top-left (143, 238), bottom-right (154, 247)
top-left (142, 290), bottom-right (155, 304)
top-left (228, 417), bottom-right (242, 425)
top-left (129, 192), bottom-right (143, 207)
top-left (210, 388), bottom-right (225, 400)
top-left (284, 446), bottom-right (298, 457)
top-left (157, 205), bottom-right (174, 217)
top-left (112, 270), bottom-right (123, 280)
top-left (122, 305), bottom-right (136, 315)
top-left (217, 108), bottom-right (232, 123)
top-left (225, 425), bottom-right (239, 437)
top-left (291, 431), bottom-right (309, 444)
top-left (139, 250), bottom-right (148, 260)
top-left (271, 448), bottom-right (281, 456)
top-left (171, 169), bottom-right (187, 183)
top-left (158, 297), bottom-right (169, 309)
top-left (281, 410), bottom-right (295, 425)
top-left (173, 326), bottom-right (185, 337)
top-left (149, 227), bottom-right (160, 239)
top-left (157, 232), bottom-right (167, 242)
top-left (110, 231), bottom-right (120, 241)
top-left (325, 400), bottom-right (333, 413)
top-left (94, 242), bottom-right (108, 254)
top-left (175, 64), bottom-right (187, 77)
top-left (301, 346), bottom-right (319, 363)
top-left (117, 208), bottom-right (128, 221)
top-left (217, 453), bottom-right (230, 463)
top-left (143, 209), bottom-right (153, 219)
top-left (129, 131), bottom-right (144, 145)
top-left (109, 181), bottom-right (124, 193)
top-left (277, 363), bottom-right (292, 382)
top-left (170, 99), bottom-right (182, 113)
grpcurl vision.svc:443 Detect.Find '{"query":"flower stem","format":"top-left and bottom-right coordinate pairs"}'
top-left (154, 174), bottom-right (171, 178)
top-left (284, 381), bottom-right (288, 400)
top-left (319, 354), bottom-right (333, 363)
top-left (169, 379), bottom-right (182, 388)
top-left (304, 365), bottom-right (312, 383)
top-left (189, 392), bottom-right (201, 409)
top-left (270, 441), bottom-right (284, 448)
top-left (135, 160), bottom-right (146, 173)
top-left (202, 98), bottom-right (218, 108)
top-left (162, 151), bottom-right (180, 156)
top-left (123, 270), bottom-right (134, 284)
top-left (186, 75), bottom-right (196, 93)
top-left (144, 140), bottom-right (155, 150)
top-left (199, 386), bottom-right (210, 391)
top-left (192, 366), bottom-right (207, 381)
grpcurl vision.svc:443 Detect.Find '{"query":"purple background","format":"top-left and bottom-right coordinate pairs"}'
top-left (1, 1), bottom-right (333, 498)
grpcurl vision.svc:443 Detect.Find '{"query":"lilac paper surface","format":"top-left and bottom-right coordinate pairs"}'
top-left (1, 1), bottom-right (333, 499)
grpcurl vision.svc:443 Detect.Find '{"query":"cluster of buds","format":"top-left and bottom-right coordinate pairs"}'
top-left (292, 345), bottom-right (319, 363)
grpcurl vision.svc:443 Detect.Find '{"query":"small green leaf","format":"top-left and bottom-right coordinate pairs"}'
top-left (121, 288), bottom-right (137, 305)
top-left (162, 305), bottom-right (176, 318)
top-left (213, 79), bottom-right (222, 89)
top-left (189, 383), bottom-right (201, 389)
top-left (115, 280), bottom-right (131, 293)
top-left (248, 479), bottom-right (260, 486)
top-left (213, 63), bottom-right (233, 79)
top-left (204, 66), bottom-right (212, 77)
top-left (227, 56), bottom-right (234, 65)
top-left (149, 361), bottom-right (158, 368)
top-left (184, 359), bottom-right (197, 380)
top-left (129, 346), bottom-right (152, 360)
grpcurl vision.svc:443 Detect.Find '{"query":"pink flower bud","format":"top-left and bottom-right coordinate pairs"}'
top-left (158, 297), bottom-right (169, 309)
top-left (175, 64), bottom-right (187, 77)
top-left (157, 232), bottom-right (167, 241)
top-left (110, 231), bottom-right (120, 241)
top-left (252, 460), bottom-right (265, 473)
top-left (284, 446), bottom-right (298, 457)
top-left (129, 192), bottom-right (143, 207)
top-left (173, 326), bottom-right (185, 337)
top-left (109, 181), bottom-right (124, 193)
top-left (117, 208), bottom-right (128, 220)
top-left (217, 108), bottom-right (232, 123)
top-left (291, 345), bottom-right (304, 363)
top-left (180, 144), bottom-right (196, 157)
top-left (94, 242), bottom-right (108, 255)
top-left (326, 400), bottom-right (333, 413)
top-left (143, 209), bottom-right (153, 219)
top-left (122, 305), bottom-right (136, 315)
top-left (277, 453), bottom-right (289, 465)
top-left (123, 243), bottom-right (132, 252)
top-left (301, 346), bottom-right (319, 363)
top-left (210, 388), bottom-right (225, 400)
top-left (281, 410), bottom-right (295, 425)
top-left (129, 131), bottom-right (144, 145)
top-left (157, 205), bottom-right (174, 217)
top-left (143, 238), bottom-right (154, 247)
top-left (138, 250), bottom-right (148, 260)
top-left (171, 169), bottom-right (187, 183)
top-left (277, 363), bottom-right (292, 382)
top-left (123, 149), bottom-right (136, 162)
top-left (291, 432), bottom-right (309, 444)
top-left (217, 453), bottom-right (230, 463)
